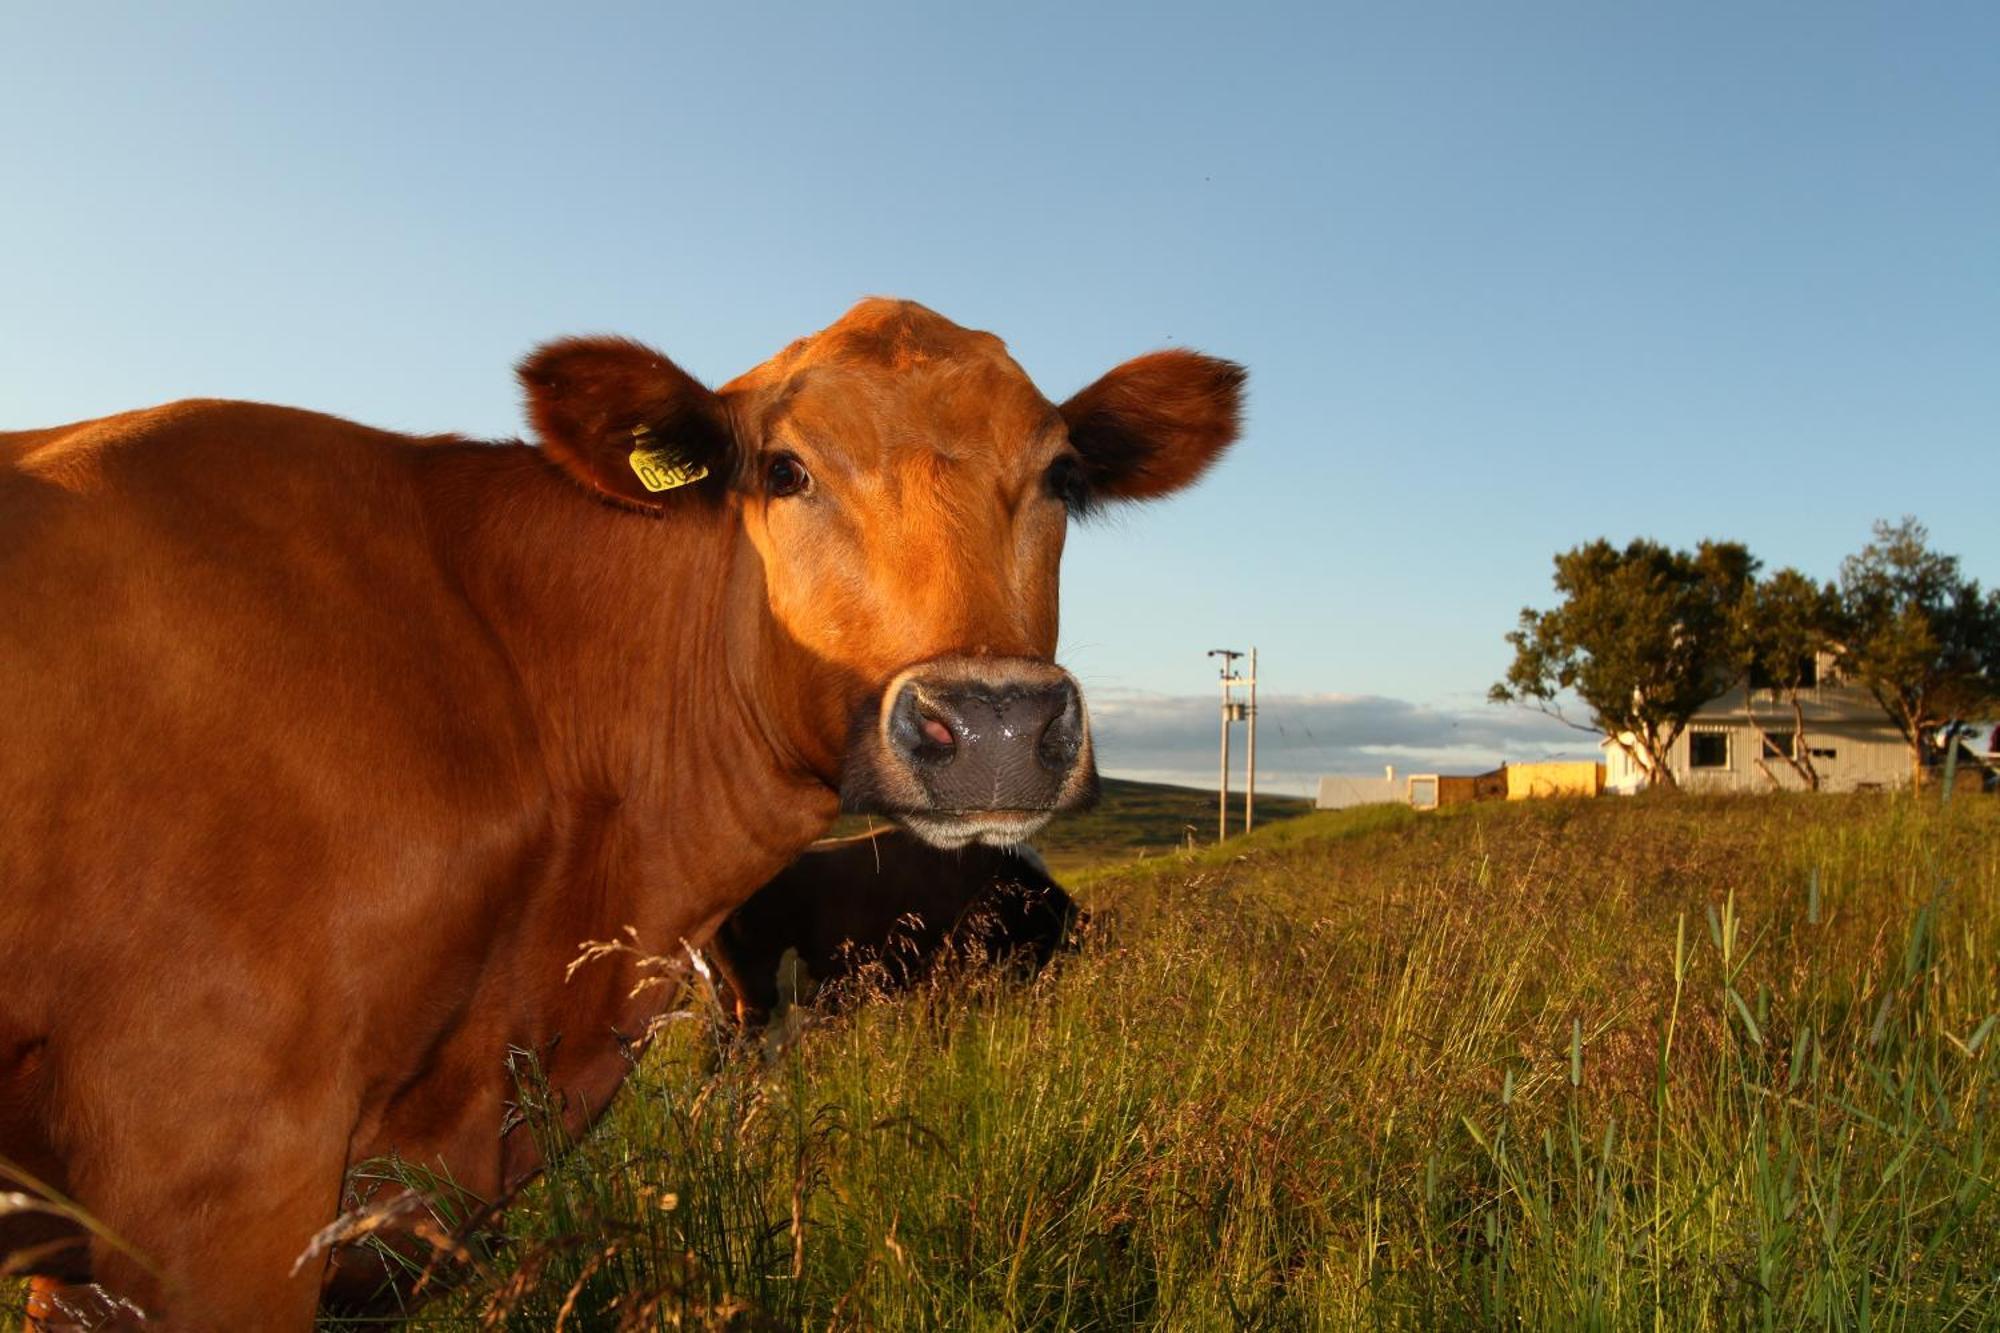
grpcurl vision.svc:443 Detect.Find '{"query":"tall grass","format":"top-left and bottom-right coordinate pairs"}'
top-left (321, 793), bottom-right (1998, 1329)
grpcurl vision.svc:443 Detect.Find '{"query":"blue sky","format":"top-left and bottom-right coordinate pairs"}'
top-left (5, 4), bottom-right (1995, 789)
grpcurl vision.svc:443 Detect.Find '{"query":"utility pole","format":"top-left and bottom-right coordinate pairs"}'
top-left (1207, 648), bottom-right (1253, 843)
top-left (1244, 646), bottom-right (1258, 834)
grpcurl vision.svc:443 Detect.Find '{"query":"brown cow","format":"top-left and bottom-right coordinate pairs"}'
top-left (706, 828), bottom-right (1081, 1027)
top-left (0, 298), bottom-right (1241, 1326)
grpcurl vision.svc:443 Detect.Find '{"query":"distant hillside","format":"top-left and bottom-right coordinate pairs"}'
top-left (828, 776), bottom-right (1314, 877)
top-left (1028, 775), bottom-right (1313, 875)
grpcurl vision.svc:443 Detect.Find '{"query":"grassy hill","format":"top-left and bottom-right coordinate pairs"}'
top-left (1028, 775), bottom-right (1314, 875)
top-left (830, 774), bottom-right (1316, 876)
top-left (341, 792), bottom-right (2000, 1328)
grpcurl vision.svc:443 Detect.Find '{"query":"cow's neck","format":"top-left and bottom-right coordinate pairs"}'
top-left (418, 440), bottom-right (838, 985)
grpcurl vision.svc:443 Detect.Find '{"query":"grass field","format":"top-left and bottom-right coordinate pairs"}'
top-left (316, 786), bottom-right (2000, 1329)
top-left (11, 785), bottom-right (1996, 1328)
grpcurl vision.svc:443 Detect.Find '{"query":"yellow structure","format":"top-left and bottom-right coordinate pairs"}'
top-left (1505, 761), bottom-right (1606, 801)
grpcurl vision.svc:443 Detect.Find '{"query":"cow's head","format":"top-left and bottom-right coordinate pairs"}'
top-left (518, 299), bottom-right (1242, 848)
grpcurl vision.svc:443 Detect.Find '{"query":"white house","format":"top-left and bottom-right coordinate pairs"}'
top-left (1602, 653), bottom-right (1912, 794)
top-left (1315, 767), bottom-right (1402, 810)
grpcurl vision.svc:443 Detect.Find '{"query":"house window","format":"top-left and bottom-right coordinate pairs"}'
top-left (1761, 732), bottom-right (1795, 761)
top-left (1809, 746), bottom-right (1836, 760)
top-left (1689, 731), bottom-right (1730, 769)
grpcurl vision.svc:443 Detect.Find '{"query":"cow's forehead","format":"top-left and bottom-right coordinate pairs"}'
top-left (723, 299), bottom-right (1057, 455)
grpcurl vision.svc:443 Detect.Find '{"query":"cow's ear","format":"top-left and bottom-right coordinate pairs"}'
top-left (518, 336), bottom-right (734, 513)
top-left (1059, 350), bottom-right (1245, 502)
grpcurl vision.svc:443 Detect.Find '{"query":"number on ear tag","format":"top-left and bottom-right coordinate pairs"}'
top-left (627, 425), bottom-right (710, 493)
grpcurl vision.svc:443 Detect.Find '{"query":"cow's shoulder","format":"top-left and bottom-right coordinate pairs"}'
top-left (0, 395), bottom-right (546, 859)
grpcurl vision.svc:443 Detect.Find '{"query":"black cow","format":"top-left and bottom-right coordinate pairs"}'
top-left (705, 829), bottom-right (1080, 1025)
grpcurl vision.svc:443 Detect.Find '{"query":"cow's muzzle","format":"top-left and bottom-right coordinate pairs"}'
top-left (841, 656), bottom-right (1099, 848)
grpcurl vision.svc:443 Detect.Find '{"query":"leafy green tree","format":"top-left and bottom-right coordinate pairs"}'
top-left (1733, 569), bottom-right (1842, 791)
top-left (1836, 517), bottom-right (2000, 786)
top-left (1492, 538), bottom-right (1757, 791)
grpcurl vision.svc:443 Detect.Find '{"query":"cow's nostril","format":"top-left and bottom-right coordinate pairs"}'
top-left (889, 683), bottom-right (958, 766)
top-left (1035, 684), bottom-right (1085, 772)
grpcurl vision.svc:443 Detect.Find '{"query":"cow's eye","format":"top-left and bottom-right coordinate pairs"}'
top-left (1044, 455), bottom-right (1091, 515)
top-left (765, 453), bottom-right (811, 498)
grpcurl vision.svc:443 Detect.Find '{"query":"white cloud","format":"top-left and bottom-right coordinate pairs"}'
top-left (1085, 689), bottom-right (1598, 796)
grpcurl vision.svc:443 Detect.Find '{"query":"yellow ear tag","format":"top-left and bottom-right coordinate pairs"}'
top-left (627, 425), bottom-right (710, 493)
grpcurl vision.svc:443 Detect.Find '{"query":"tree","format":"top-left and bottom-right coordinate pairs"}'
top-left (1835, 517), bottom-right (2000, 787)
top-left (1491, 538), bottom-right (1757, 791)
top-left (1733, 569), bottom-right (1841, 791)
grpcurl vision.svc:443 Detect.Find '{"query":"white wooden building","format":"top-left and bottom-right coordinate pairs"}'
top-left (1601, 653), bottom-right (1912, 794)
top-left (1315, 767), bottom-right (1402, 809)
